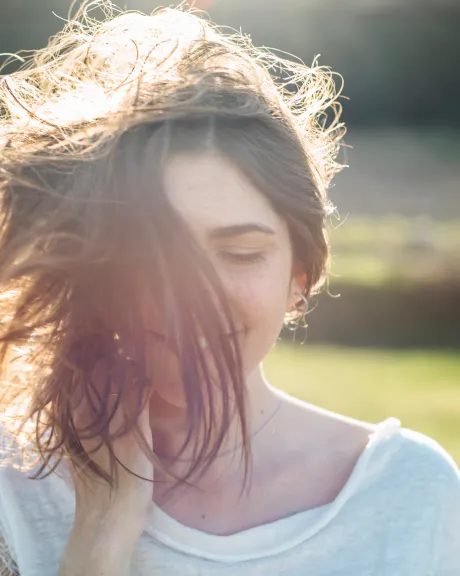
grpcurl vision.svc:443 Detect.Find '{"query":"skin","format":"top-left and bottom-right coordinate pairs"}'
top-left (150, 152), bottom-right (376, 536)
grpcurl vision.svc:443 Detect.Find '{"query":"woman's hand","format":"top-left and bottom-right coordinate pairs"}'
top-left (58, 360), bottom-right (155, 576)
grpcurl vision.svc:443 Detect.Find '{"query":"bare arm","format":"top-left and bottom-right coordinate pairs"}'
top-left (58, 508), bottom-right (141, 576)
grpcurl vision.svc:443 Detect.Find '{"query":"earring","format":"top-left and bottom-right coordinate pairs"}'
top-left (284, 291), bottom-right (309, 344)
top-left (290, 292), bottom-right (308, 312)
top-left (285, 292), bottom-right (308, 329)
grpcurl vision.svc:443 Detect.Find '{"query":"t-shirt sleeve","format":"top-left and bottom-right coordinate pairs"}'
top-left (396, 428), bottom-right (460, 575)
top-left (435, 457), bottom-right (460, 575)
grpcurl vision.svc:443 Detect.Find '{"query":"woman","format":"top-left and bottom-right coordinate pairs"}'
top-left (0, 2), bottom-right (458, 575)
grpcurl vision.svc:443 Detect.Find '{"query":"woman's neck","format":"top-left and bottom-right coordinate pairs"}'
top-left (150, 362), bottom-right (285, 483)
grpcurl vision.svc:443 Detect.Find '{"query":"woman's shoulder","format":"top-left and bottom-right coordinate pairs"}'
top-left (342, 415), bottom-right (459, 485)
top-left (389, 424), bottom-right (460, 486)
top-left (300, 404), bottom-right (459, 485)
top-left (313, 412), bottom-right (460, 534)
top-left (342, 416), bottom-right (460, 511)
top-left (280, 397), bottom-right (459, 482)
top-left (289, 404), bottom-right (459, 505)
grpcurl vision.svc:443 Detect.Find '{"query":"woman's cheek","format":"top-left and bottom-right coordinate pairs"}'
top-left (236, 287), bottom-right (287, 368)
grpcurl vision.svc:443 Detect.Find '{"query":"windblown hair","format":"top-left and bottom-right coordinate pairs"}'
top-left (0, 0), bottom-right (345, 485)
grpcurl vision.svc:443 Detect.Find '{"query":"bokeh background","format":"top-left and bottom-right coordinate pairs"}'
top-left (1, 0), bottom-right (459, 461)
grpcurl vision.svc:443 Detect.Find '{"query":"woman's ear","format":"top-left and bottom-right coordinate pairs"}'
top-left (287, 269), bottom-right (307, 311)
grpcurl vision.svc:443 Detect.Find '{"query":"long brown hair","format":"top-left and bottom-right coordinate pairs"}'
top-left (0, 0), bottom-right (345, 486)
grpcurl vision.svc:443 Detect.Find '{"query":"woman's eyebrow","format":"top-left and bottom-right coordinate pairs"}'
top-left (207, 223), bottom-right (276, 240)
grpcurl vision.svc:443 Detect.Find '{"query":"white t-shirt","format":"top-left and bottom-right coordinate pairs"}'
top-left (0, 417), bottom-right (458, 575)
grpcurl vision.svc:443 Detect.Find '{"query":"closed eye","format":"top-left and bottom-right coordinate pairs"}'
top-left (218, 251), bottom-right (266, 264)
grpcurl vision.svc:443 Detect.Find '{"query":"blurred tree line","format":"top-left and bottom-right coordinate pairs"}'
top-left (1, 0), bottom-right (459, 129)
top-left (214, 1), bottom-right (460, 129)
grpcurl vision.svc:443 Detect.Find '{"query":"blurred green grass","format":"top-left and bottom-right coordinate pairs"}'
top-left (329, 217), bottom-right (460, 286)
top-left (263, 343), bottom-right (460, 465)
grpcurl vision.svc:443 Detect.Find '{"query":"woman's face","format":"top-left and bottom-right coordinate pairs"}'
top-left (163, 152), bottom-right (301, 376)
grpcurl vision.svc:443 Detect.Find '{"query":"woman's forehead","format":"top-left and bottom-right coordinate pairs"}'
top-left (163, 153), bottom-right (283, 235)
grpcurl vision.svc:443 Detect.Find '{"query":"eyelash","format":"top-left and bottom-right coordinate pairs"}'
top-left (219, 251), bottom-right (266, 264)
